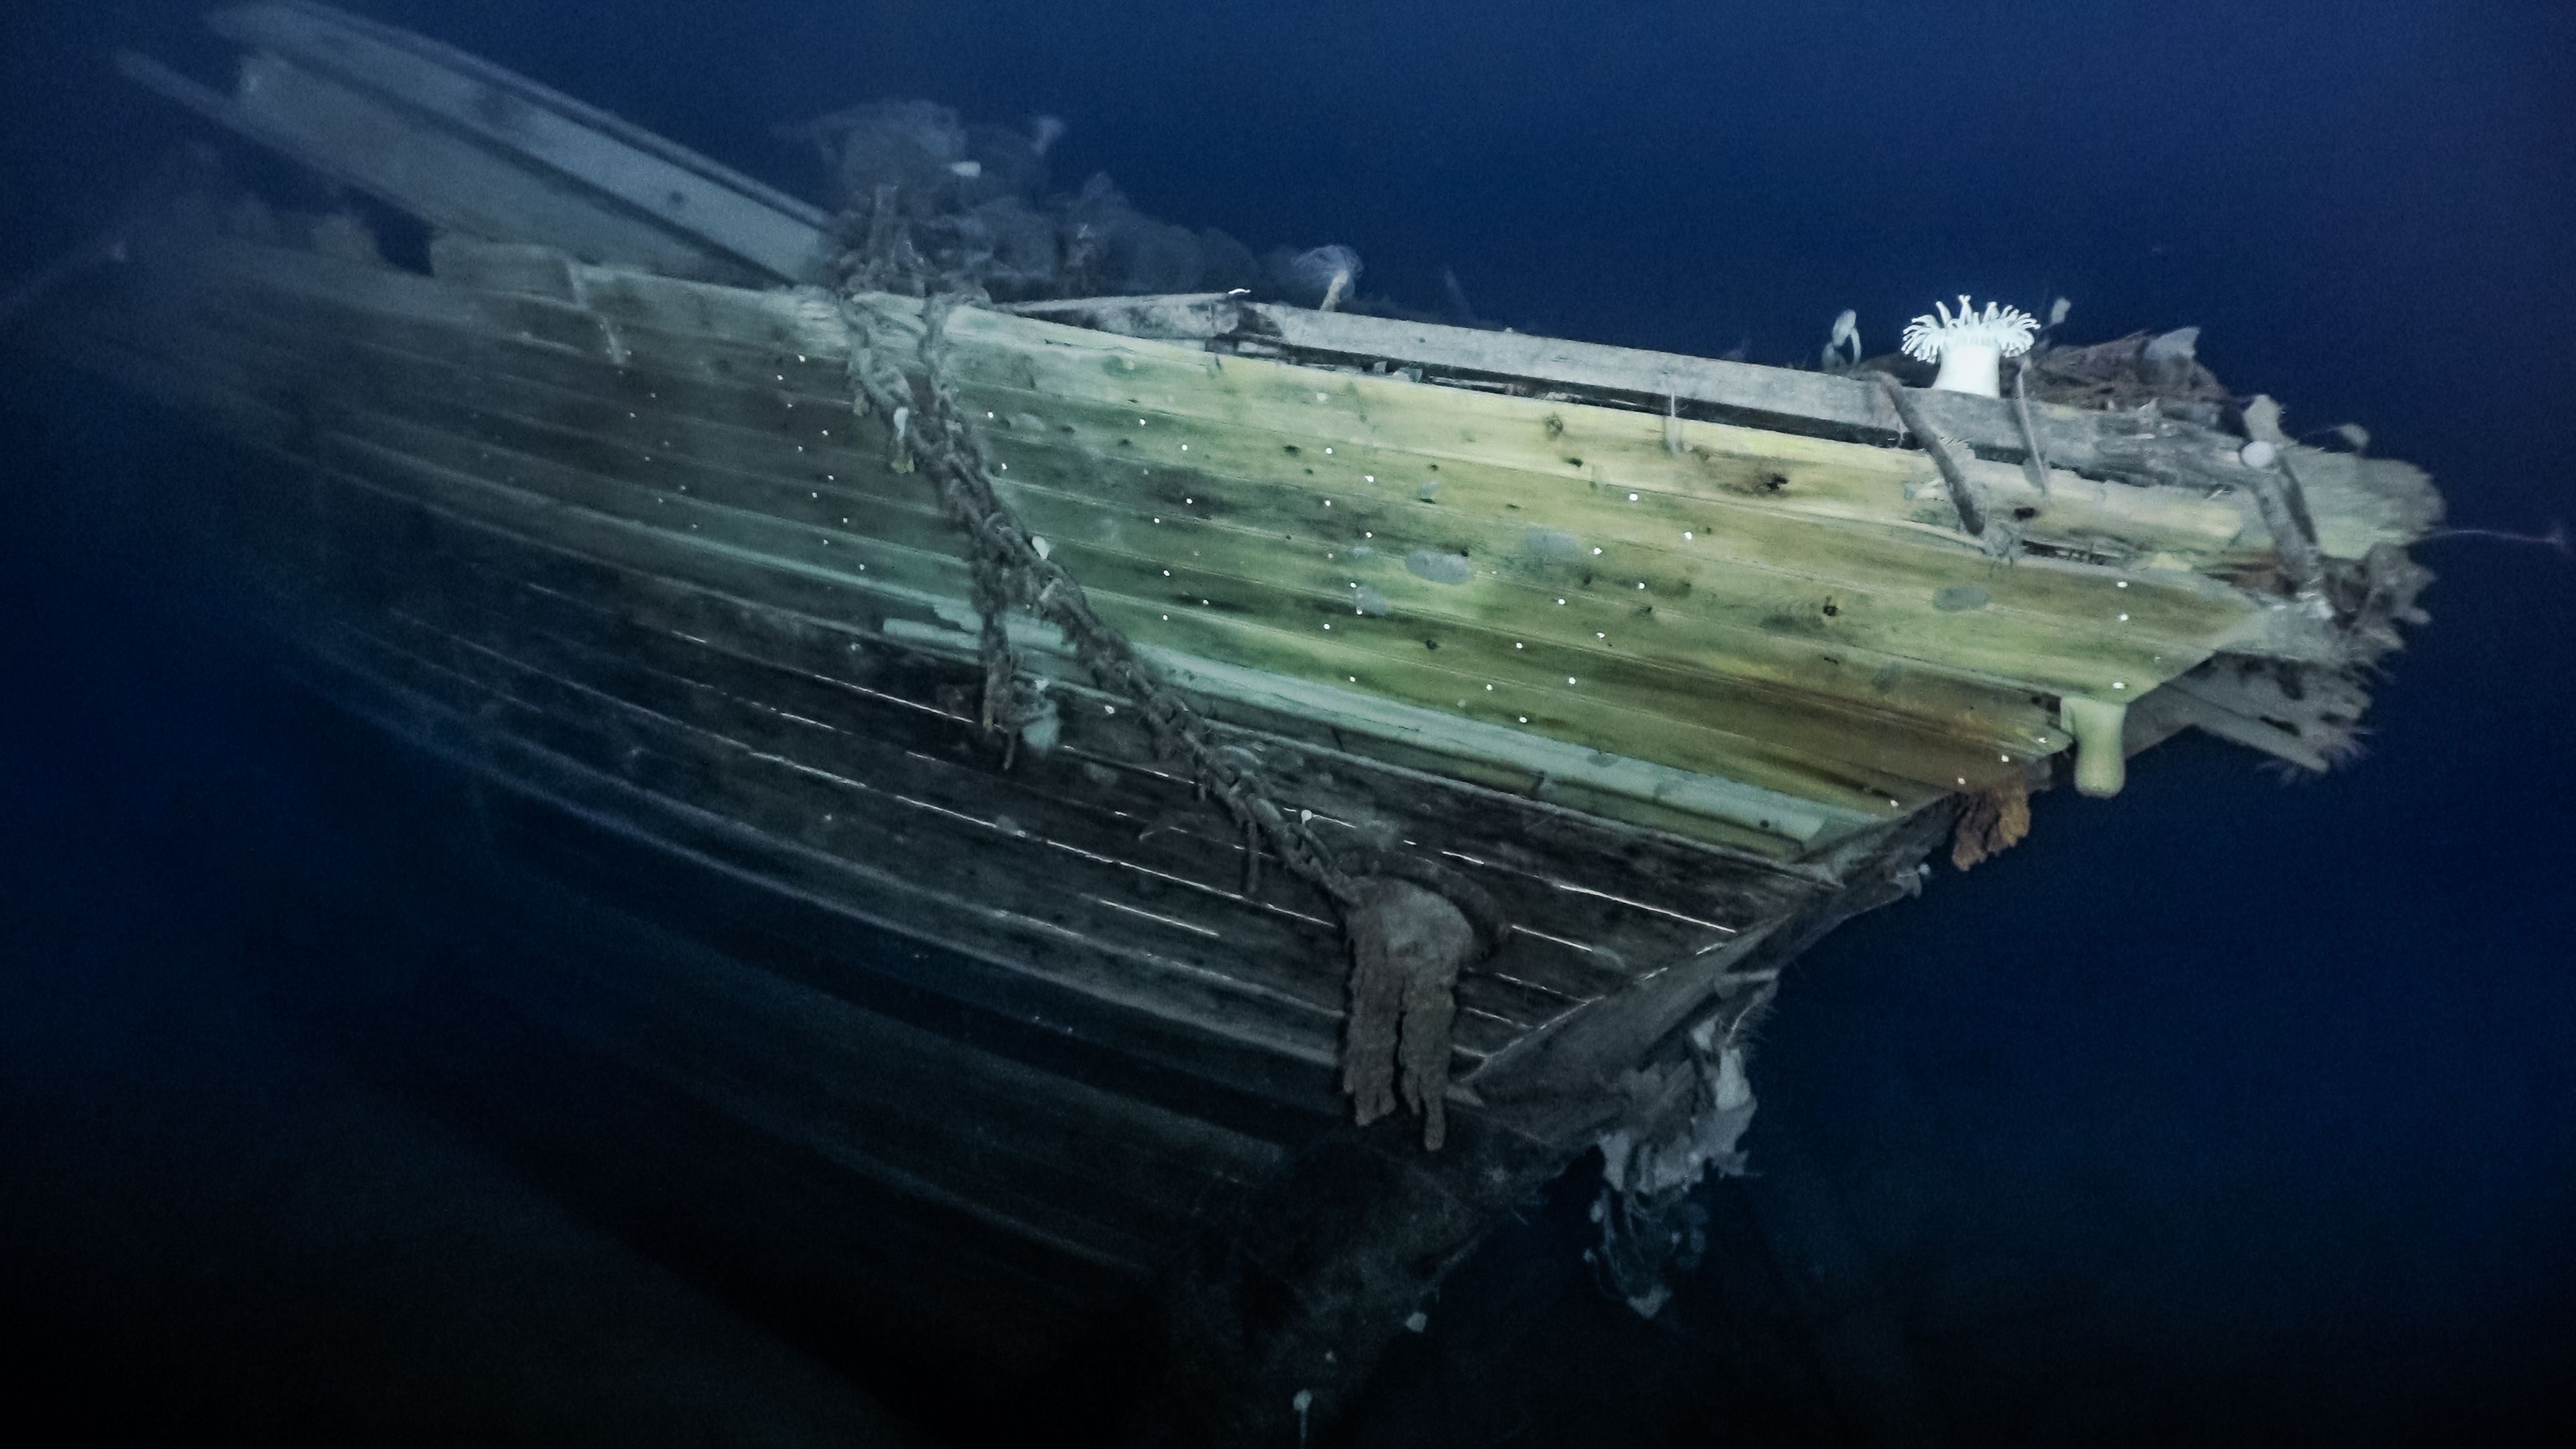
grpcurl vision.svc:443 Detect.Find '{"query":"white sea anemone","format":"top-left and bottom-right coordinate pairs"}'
top-left (1900, 294), bottom-right (2040, 397)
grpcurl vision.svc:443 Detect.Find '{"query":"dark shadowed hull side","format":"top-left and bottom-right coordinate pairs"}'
top-left (47, 229), bottom-right (1962, 1442)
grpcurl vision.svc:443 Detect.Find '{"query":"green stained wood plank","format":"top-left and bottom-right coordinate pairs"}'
top-left (295, 623), bottom-right (1368, 1098)
top-left (361, 421), bottom-right (1868, 843)
top-left (305, 398), bottom-right (1933, 823)
top-left (413, 589), bottom-right (1641, 1017)
top-left (951, 380), bottom-right (2257, 651)
top-left (307, 379), bottom-right (1942, 815)
top-left (97, 282), bottom-right (1931, 826)
top-left (351, 605), bottom-right (1517, 1067)
top-left (975, 472), bottom-right (2075, 769)
top-left (193, 278), bottom-right (2249, 708)
top-left (111, 247), bottom-right (2308, 840)
top-left (531, 273), bottom-right (2265, 569)
top-left (133, 296), bottom-right (2071, 794)
top-left (747, 292), bottom-right (2326, 594)
top-left (284, 352), bottom-right (2000, 798)
top-left (324, 608), bottom-right (1463, 1059)
top-left (262, 376), bottom-right (1857, 853)
top-left (215, 303), bottom-right (1827, 861)
top-left (168, 242), bottom-right (2269, 575)
top-left (123, 314), bottom-right (2065, 817)
top-left (165, 241), bottom-right (2414, 586)
top-left (174, 249), bottom-right (2272, 667)
top-left (427, 527), bottom-right (1807, 943)
top-left (191, 381), bottom-right (1813, 1005)
top-left (564, 270), bottom-right (2215, 564)
top-left (180, 260), bottom-right (2273, 716)
top-left (947, 301), bottom-right (2428, 570)
top-left (372, 587), bottom-right (1574, 1040)
top-left (298, 472), bottom-right (1788, 981)
top-left (926, 304), bottom-right (2263, 561)
top-left (958, 399), bottom-right (2233, 704)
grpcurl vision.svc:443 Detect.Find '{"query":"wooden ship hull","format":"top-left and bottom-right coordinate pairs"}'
top-left (22, 5), bottom-right (2439, 1440)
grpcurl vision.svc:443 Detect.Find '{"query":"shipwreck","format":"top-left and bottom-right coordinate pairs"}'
top-left (17, 5), bottom-right (2440, 1442)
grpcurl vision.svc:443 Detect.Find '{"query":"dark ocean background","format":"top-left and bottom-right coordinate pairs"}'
top-left (4, 1), bottom-right (2571, 1443)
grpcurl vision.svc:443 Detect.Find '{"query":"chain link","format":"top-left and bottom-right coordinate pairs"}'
top-left (839, 291), bottom-right (1360, 910)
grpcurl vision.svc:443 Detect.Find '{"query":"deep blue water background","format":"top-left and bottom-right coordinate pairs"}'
top-left (5, 2), bottom-right (2571, 1443)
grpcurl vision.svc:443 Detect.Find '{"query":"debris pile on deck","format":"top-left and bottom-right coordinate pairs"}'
top-left (795, 97), bottom-right (1396, 315)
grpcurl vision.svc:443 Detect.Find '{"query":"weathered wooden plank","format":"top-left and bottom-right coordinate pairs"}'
top-left (117, 52), bottom-right (757, 283)
top-left (332, 608), bottom-right (1492, 1059)
top-left (148, 235), bottom-right (808, 368)
top-left (206, 405), bottom-right (1800, 986)
top-left (78, 284), bottom-right (1869, 857)
top-left (1224, 301), bottom-right (2267, 488)
top-left (1468, 807), bottom-right (1949, 1134)
top-left (934, 305), bottom-right (2265, 562)
top-left (938, 300), bottom-right (2429, 581)
top-left (381, 489), bottom-right (1799, 938)
top-left (368, 401), bottom-right (1951, 818)
top-left (200, 272), bottom-right (2248, 704)
top-left (153, 241), bottom-right (2286, 576)
top-left (185, 261), bottom-right (2298, 769)
top-left (378, 571), bottom-right (1624, 1022)
top-left (209, 2), bottom-right (830, 281)
top-left (1464, 924), bottom-right (1780, 1131)
top-left (392, 512), bottom-right (1804, 963)
top-left (373, 683), bottom-right (1358, 1128)
top-left (960, 406), bottom-right (2236, 703)
top-left (134, 274), bottom-right (1927, 832)
top-left (426, 236), bottom-right (585, 300)
top-left (1003, 292), bottom-right (1247, 337)
top-left (309, 615), bottom-right (1377, 1062)
top-left (111, 260), bottom-right (1925, 835)
top-left (144, 244), bottom-right (2296, 733)
top-left (142, 234), bottom-right (2417, 626)
top-left (353, 611), bottom-right (1538, 1065)
top-left (91, 245), bottom-right (1957, 835)
top-left (456, 269), bottom-right (2273, 584)
top-left (572, 268), bottom-right (2265, 515)
top-left (134, 297), bottom-right (1975, 822)
top-left (358, 591), bottom-right (1547, 1049)
top-left (305, 391), bottom-right (1947, 822)
top-left (2278, 447), bottom-right (2443, 559)
top-left (306, 372), bottom-right (1842, 864)
top-left (398, 553), bottom-right (1677, 991)
top-left (172, 252), bottom-right (633, 370)
top-left (952, 382), bottom-right (2258, 649)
